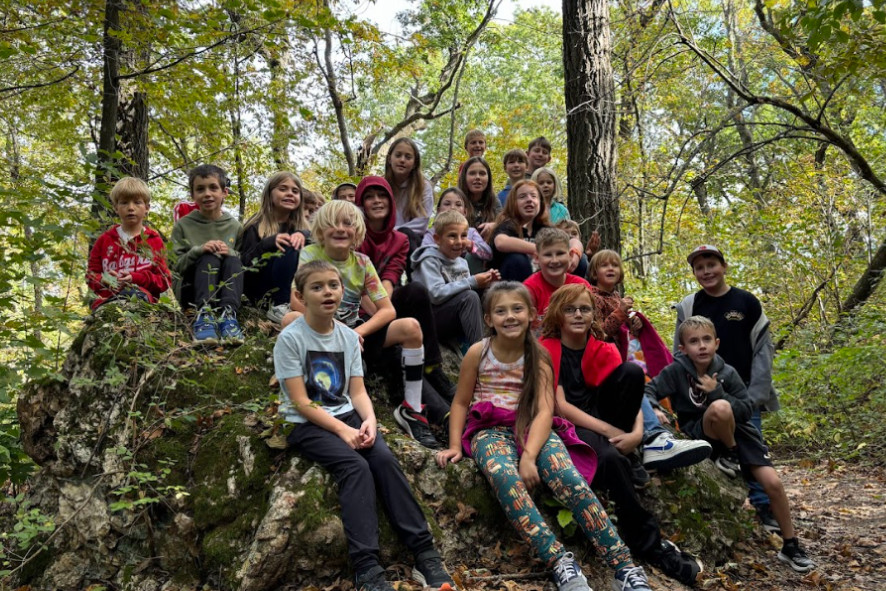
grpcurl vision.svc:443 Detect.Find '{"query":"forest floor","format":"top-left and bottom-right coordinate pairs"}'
top-left (367, 460), bottom-right (886, 591)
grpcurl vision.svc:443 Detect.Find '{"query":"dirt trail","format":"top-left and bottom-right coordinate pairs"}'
top-left (697, 461), bottom-right (886, 591)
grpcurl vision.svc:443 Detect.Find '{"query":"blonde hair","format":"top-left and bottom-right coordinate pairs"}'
top-left (110, 177), bottom-right (150, 206)
top-left (678, 315), bottom-right (717, 345)
top-left (433, 210), bottom-right (468, 236)
top-left (245, 171), bottom-right (308, 239)
top-left (310, 200), bottom-right (366, 248)
top-left (463, 129), bottom-right (485, 149)
top-left (588, 249), bottom-right (624, 286)
top-left (556, 219), bottom-right (580, 237)
top-left (535, 227), bottom-right (570, 253)
top-left (531, 167), bottom-right (564, 204)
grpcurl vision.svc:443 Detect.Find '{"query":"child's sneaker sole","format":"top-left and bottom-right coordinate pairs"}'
top-left (777, 551), bottom-right (816, 573)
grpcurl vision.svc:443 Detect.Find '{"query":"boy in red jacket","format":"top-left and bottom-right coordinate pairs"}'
top-left (87, 177), bottom-right (171, 309)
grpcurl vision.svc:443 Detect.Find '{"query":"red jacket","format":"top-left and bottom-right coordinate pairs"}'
top-left (355, 176), bottom-right (409, 285)
top-left (87, 225), bottom-right (171, 309)
top-left (540, 335), bottom-right (622, 389)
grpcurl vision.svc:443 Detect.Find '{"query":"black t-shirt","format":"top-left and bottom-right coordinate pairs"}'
top-left (559, 345), bottom-right (595, 413)
top-left (490, 219), bottom-right (545, 270)
top-left (692, 287), bottom-right (761, 384)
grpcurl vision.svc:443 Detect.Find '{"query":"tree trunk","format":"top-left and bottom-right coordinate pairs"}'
top-left (93, 0), bottom-right (123, 222)
top-left (116, 88), bottom-right (149, 179)
top-left (563, 0), bottom-right (620, 252)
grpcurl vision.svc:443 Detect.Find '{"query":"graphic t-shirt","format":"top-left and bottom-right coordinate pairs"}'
top-left (692, 287), bottom-right (761, 384)
top-left (298, 244), bottom-right (387, 328)
top-left (273, 316), bottom-right (364, 424)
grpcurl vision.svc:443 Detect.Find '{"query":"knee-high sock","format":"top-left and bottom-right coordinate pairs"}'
top-left (402, 346), bottom-right (424, 410)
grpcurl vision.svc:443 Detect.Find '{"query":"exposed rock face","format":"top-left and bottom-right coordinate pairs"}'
top-left (11, 303), bottom-right (752, 590)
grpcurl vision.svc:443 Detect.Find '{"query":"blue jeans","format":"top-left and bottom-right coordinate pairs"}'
top-left (641, 396), bottom-right (667, 442)
top-left (748, 409), bottom-right (771, 509)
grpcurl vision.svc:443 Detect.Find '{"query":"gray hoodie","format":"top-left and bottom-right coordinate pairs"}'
top-left (411, 244), bottom-right (477, 304)
top-left (645, 352), bottom-right (753, 428)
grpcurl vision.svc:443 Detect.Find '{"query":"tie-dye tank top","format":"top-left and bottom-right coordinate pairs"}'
top-left (473, 338), bottom-right (523, 411)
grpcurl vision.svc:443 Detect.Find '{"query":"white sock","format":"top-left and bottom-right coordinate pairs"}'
top-left (402, 346), bottom-right (424, 410)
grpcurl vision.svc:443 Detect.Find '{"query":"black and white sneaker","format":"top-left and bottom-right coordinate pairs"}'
top-left (648, 539), bottom-right (702, 586)
top-left (714, 449), bottom-right (740, 478)
top-left (612, 565), bottom-right (652, 590)
top-left (355, 565), bottom-right (395, 591)
top-left (642, 433), bottom-right (712, 471)
top-left (778, 538), bottom-right (815, 573)
top-left (757, 504), bottom-right (782, 535)
top-left (413, 549), bottom-right (456, 590)
top-left (551, 552), bottom-right (590, 591)
top-left (394, 403), bottom-right (443, 449)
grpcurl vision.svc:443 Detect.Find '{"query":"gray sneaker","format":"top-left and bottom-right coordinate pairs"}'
top-left (266, 303), bottom-right (291, 324)
top-left (551, 552), bottom-right (590, 591)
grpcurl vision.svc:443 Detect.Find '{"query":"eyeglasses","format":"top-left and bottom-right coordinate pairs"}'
top-left (563, 306), bottom-right (593, 316)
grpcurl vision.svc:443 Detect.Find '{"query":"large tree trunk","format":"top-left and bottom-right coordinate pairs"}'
top-left (116, 87), bottom-right (149, 180)
top-left (93, 0), bottom-right (123, 221)
top-left (563, 0), bottom-right (620, 252)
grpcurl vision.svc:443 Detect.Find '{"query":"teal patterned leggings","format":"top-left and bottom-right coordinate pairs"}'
top-left (471, 427), bottom-right (633, 570)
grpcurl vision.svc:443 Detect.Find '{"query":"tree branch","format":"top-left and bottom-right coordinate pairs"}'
top-left (0, 66), bottom-right (80, 96)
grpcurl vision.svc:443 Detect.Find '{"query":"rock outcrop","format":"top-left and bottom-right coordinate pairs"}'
top-left (10, 302), bottom-right (753, 590)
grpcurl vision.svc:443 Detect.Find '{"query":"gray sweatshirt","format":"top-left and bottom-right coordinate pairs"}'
top-left (411, 244), bottom-right (477, 304)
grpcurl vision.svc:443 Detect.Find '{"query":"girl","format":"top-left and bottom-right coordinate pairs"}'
top-left (421, 188), bottom-right (492, 261)
top-left (303, 189), bottom-right (324, 222)
top-left (457, 156), bottom-right (501, 238)
top-left (539, 284), bottom-right (708, 587)
top-left (384, 137), bottom-right (434, 254)
top-left (436, 282), bottom-right (652, 591)
top-left (240, 171), bottom-right (310, 323)
top-left (531, 167), bottom-right (570, 224)
top-left (354, 176), bottom-right (456, 413)
top-left (489, 180), bottom-right (550, 282)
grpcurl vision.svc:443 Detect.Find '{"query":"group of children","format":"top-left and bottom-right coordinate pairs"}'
top-left (86, 130), bottom-right (815, 591)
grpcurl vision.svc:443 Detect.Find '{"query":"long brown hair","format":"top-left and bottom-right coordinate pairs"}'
top-left (384, 137), bottom-right (429, 220)
top-left (245, 171), bottom-right (308, 239)
top-left (458, 156), bottom-right (498, 227)
top-left (481, 282), bottom-right (552, 444)
top-left (540, 283), bottom-right (604, 341)
top-left (492, 179), bottom-right (549, 238)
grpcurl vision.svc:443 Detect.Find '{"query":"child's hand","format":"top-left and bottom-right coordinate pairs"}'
top-left (653, 408), bottom-right (671, 425)
top-left (358, 418), bottom-right (377, 448)
top-left (585, 230), bottom-right (601, 257)
top-left (518, 454), bottom-right (540, 490)
top-left (609, 431), bottom-right (642, 455)
top-left (629, 314), bottom-right (643, 334)
top-left (474, 269), bottom-right (500, 288)
top-left (478, 222), bottom-right (494, 241)
top-left (202, 240), bottom-right (229, 255)
top-left (619, 296), bottom-right (634, 315)
top-left (116, 273), bottom-right (133, 286)
top-left (275, 233), bottom-right (292, 251)
top-left (337, 424), bottom-right (364, 449)
top-left (696, 373), bottom-right (719, 393)
top-left (101, 270), bottom-right (119, 288)
top-left (465, 239), bottom-right (474, 253)
top-left (288, 233), bottom-right (306, 250)
top-left (435, 448), bottom-right (462, 467)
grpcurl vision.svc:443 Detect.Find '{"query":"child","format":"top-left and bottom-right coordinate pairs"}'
top-left (383, 137), bottom-right (434, 255)
top-left (527, 136), bottom-right (552, 174)
top-left (497, 149), bottom-right (529, 206)
top-left (489, 180), bottom-right (550, 282)
top-left (457, 156), bottom-right (501, 237)
top-left (239, 171), bottom-right (310, 323)
top-left (412, 210), bottom-right (499, 351)
top-left (353, 176), bottom-right (455, 412)
top-left (523, 228), bottom-right (590, 329)
top-left (87, 177), bottom-right (171, 309)
top-left (171, 164), bottom-right (244, 345)
top-left (531, 167), bottom-right (570, 224)
top-left (676, 245), bottom-right (781, 533)
top-left (586, 249), bottom-right (642, 356)
top-left (285, 200), bottom-right (441, 449)
top-left (436, 282), bottom-right (652, 591)
top-left (332, 182), bottom-right (357, 203)
top-left (421, 188), bottom-right (492, 261)
top-left (303, 189), bottom-right (324, 221)
top-left (274, 260), bottom-right (455, 591)
top-left (647, 316), bottom-right (815, 573)
top-left (464, 128), bottom-right (487, 159)
top-left (539, 284), bottom-right (710, 587)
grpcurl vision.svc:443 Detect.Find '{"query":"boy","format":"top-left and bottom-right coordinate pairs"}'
top-left (647, 316), bottom-right (815, 573)
top-left (87, 177), bottom-right (171, 309)
top-left (527, 136), bottom-right (552, 174)
top-left (675, 245), bottom-right (780, 533)
top-left (411, 210), bottom-right (499, 349)
top-left (274, 260), bottom-right (455, 591)
top-left (171, 164), bottom-right (244, 345)
top-left (463, 129), bottom-right (486, 159)
top-left (497, 148), bottom-right (529, 206)
top-left (286, 201), bottom-right (441, 449)
top-left (332, 182), bottom-right (357, 203)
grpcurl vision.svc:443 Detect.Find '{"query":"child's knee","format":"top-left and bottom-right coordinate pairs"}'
top-left (281, 310), bottom-right (302, 328)
top-left (705, 399), bottom-right (733, 423)
top-left (395, 317), bottom-right (423, 342)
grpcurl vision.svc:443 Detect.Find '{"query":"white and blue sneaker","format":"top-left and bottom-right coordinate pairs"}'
top-left (552, 552), bottom-right (590, 591)
top-left (612, 566), bottom-right (651, 591)
top-left (642, 432), bottom-right (711, 471)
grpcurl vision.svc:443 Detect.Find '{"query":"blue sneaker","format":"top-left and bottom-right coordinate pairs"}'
top-left (192, 308), bottom-right (219, 345)
top-left (552, 552), bottom-right (589, 591)
top-left (612, 566), bottom-right (651, 591)
top-left (217, 307), bottom-right (244, 344)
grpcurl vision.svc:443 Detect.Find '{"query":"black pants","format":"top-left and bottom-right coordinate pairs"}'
top-left (179, 253), bottom-right (243, 312)
top-left (390, 282), bottom-right (443, 367)
top-left (572, 362), bottom-right (661, 558)
top-left (287, 411), bottom-right (435, 573)
top-left (243, 246), bottom-right (299, 307)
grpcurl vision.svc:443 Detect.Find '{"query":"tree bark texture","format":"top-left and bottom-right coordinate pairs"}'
top-left (93, 0), bottom-right (123, 221)
top-left (116, 88), bottom-right (148, 180)
top-left (563, 0), bottom-right (620, 252)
